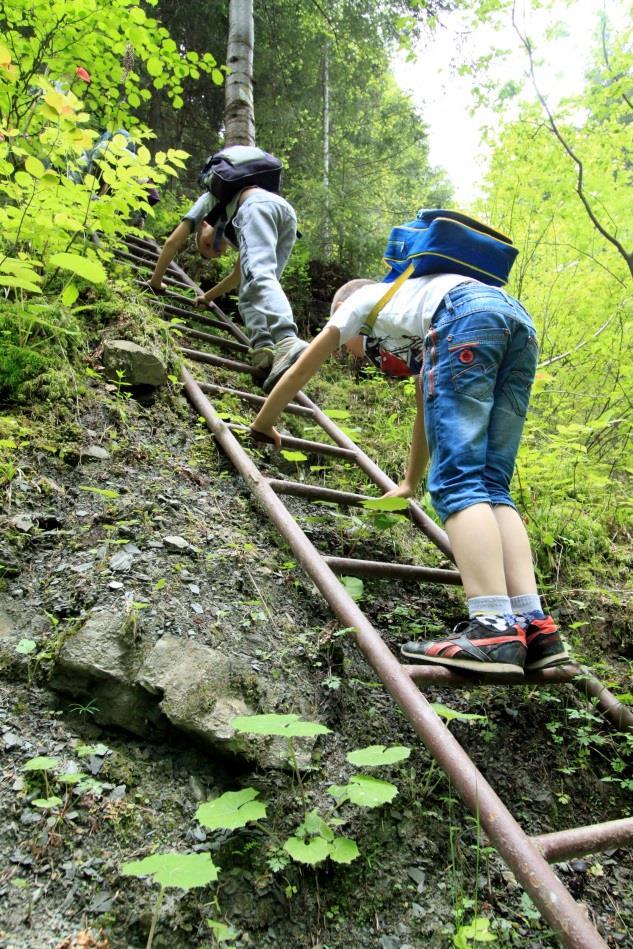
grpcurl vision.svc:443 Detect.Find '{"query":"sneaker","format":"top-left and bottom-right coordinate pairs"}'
top-left (401, 617), bottom-right (526, 676)
top-left (262, 338), bottom-right (309, 393)
top-left (524, 615), bottom-right (568, 670)
top-left (249, 347), bottom-right (275, 371)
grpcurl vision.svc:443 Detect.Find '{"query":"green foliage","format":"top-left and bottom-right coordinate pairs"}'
top-left (231, 713), bottom-right (331, 738)
top-left (121, 852), bottom-right (219, 889)
top-left (328, 774), bottom-right (398, 808)
top-left (195, 789), bottom-right (267, 831)
top-left (0, 0), bottom-right (221, 398)
top-left (283, 809), bottom-right (360, 866)
top-left (345, 744), bottom-right (411, 767)
top-left (432, 704), bottom-right (487, 724)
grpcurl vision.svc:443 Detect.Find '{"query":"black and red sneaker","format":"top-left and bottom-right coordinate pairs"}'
top-left (524, 615), bottom-right (568, 670)
top-left (400, 618), bottom-right (526, 676)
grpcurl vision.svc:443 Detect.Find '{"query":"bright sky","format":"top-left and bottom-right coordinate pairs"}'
top-left (393, 0), bottom-right (627, 206)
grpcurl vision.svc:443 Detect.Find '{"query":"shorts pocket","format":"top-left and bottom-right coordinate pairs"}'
top-left (447, 329), bottom-right (509, 400)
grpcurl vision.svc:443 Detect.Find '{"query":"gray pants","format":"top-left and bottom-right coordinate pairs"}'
top-left (232, 191), bottom-right (298, 350)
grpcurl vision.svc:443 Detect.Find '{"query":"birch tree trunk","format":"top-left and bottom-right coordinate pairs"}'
top-left (225, 0), bottom-right (256, 146)
top-left (322, 42), bottom-right (331, 255)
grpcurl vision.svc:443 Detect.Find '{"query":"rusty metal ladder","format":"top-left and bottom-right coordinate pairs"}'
top-left (118, 234), bottom-right (633, 949)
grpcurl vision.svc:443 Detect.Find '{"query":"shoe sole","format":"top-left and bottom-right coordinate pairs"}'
top-left (400, 647), bottom-right (524, 676)
top-left (262, 344), bottom-right (309, 393)
top-left (525, 651), bottom-right (569, 671)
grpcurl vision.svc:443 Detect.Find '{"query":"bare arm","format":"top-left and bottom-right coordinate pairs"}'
top-left (250, 326), bottom-right (341, 445)
top-left (382, 376), bottom-right (428, 498)
top-left (149, 220), bottom-right (192, 290)
top-left (196, 257), bottom-right (241, 305)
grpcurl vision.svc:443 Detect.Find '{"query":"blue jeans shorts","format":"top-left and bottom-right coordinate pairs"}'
top-left (422, 283), bottom-right (538, 523)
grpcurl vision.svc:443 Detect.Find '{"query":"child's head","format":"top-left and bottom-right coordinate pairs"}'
top-left (196, 221), bottom-right (228, 259)
top-left (331, 278), bottom-right (376, 358)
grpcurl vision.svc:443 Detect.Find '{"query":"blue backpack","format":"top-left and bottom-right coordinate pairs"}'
top-left (362, 209), bottom-right (519, 335)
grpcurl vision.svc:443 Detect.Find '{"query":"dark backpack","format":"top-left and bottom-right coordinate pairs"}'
top-left (197, 145), bottom-right (283, 230)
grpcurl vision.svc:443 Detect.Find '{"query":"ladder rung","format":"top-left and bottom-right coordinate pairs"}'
top-left (324, 556), bottom-right (461, 585)
top-left (163, 303), bottom-right (231, 333)
top-left (229, 426), bottom-right (357, 459)
top-left (181, 348), bottom-right (256, 375)
top-left (177, 326), bottom-right (249, 355)
top-left (532, 818), bottom-right (633, 863)
top-left (402, 662), bottom-right (582, 686)
top-left (269, 480), bottom-right (375, 505)
top-left (198, 384), bottom-right (313, 417)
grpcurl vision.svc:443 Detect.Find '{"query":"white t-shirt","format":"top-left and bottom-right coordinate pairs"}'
top-left (327, 274), bottom-right (478, 373)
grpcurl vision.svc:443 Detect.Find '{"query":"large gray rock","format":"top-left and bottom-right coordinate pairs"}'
top-left (50, 610), bottom-right (159, 735)
top-left (136, 635), bottom-right (289, 768)
top-left (102, 339), bottom-right (167, 387)
top-left (50, 617), bottom-right (317, 770)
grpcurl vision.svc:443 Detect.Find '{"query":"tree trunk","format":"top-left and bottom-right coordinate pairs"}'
top-left (225, 0), bottom-right (256, 146)
top-left (323, 42), bottom-right (331, 255)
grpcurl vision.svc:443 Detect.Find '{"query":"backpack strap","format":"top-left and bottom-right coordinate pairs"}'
top-left (360, 262), bottom-right (415, 335)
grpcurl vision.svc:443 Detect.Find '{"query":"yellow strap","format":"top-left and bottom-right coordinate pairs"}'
top-left (362, 262), bottom-right (415, 333)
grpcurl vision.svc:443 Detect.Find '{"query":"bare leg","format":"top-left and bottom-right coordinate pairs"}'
top-left (444, 503), bottom-right (507, 599)
top-left (493, 505), bottom-right (538, 598)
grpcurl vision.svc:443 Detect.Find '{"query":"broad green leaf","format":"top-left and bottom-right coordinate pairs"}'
top-left (56, 773), bottom-right (83, 785)
top-left (22, 756), bottom-right (59, 772)
top-left (329, 775), bottom-right (398, 808)
top-left (325, 409), bottom-right (349, 420)
top-left (207, 919), bottom-right (239, 943)
top-left (329, 837), bottom-right (360, 864)
top-left (361, 496), bottom-right (410, 512)
top-left (195, 788), bottom-right (266, 831)
top-left (61, 283), bottom-right (79, 307)
top-left (15, 639), bottom-right (37, 655)
top-left (454, 916), bottom-right (497, 946)
top-left (79, 485), bottom-right (119, 499)
top-left (302, 809), bottom-right (334, 841)
top-left (280, 450), bottom-right (308, 462)
top-left (231, 713), bottom-right (330, 738)
top-left (340, 576), bottom-right (364, 601)
top-left (146, 57), bottom-right (163, 77)
top-left (121, 852), bottom-right (219, 889)
top-left (25, 156), bottom-right (45, 178)
top-left (432, 703), bottom-right (486, 723)
top-left (32, 796), bottom-right (63, 809)
top-left (0, 276), bottom-right (42, 293)
top-left (283, 835), bottom-right (330, 866)
top-left (346, 745), bottom-right (411, 767)
top-left (49, 253), bottom-right (106, 284)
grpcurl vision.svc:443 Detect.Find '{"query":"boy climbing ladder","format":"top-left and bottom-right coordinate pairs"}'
top-left (148, 145), bottom-right (307, 393)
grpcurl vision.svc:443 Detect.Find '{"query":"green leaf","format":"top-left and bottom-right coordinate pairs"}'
top-left (361, 496), bottom-right (409, 512)
top-left (231, 713), bottom-right (331, 738)
top-left (325, 409), bottom-right (350, 420)
top-left (340, 575), bottom-right (364, 601)
top-left (15, 639), bottom-right (37, 655)
top-left (61, 283), bottom-right (79, 307)
top-left (195, 788), bottom-right (267, 831)
top-left (32, 796), bottom-right (63, 809)
top-left (25, 155), bottom-right (45, 178)
top-left (0, 275), bottom-right (42, 293)
top-left (146, 56), bottom-right (162, 77)
top-left (329, 837), bottom-right (360, 864)
top-left (432, 703), bottom-right (486, 723)
top-left (346, 745), bottom-right (411, 767)
top-left (207, 919), bottom-right (239, 943)
top-left (56, 772), bottom-right (83, 785)
top-left (302, 809), bottom-right (334, 841)
top-left (121, 852), bottom-right (219, 889)
top-left (283, 835), bottom-right (330, 866)
top-left (49, 253), bottom-right (106, 284)
top-left (79, 485), bottom-right (119, 499)
top-left (329, 775), bottom-right (398, 808)
top-left (280, 450), bottom-right (308, 462)
top-left (22, 756), bottom-right (60, 772)
top-left (454, 916), bottom-right (497, 945)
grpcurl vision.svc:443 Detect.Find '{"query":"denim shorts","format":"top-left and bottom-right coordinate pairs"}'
top-left (422, 283), bottom-right (538, 523)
